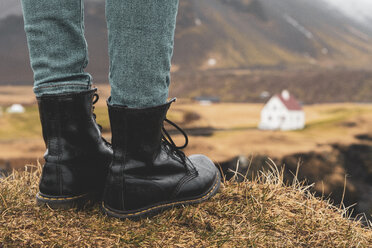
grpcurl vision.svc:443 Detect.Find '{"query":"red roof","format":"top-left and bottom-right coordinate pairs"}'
top-left (276, 93), bottom-right (302, 111)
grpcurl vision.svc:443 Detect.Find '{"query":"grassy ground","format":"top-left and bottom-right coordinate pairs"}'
top-left (0, 163), bottom-right (371, 247)
top-left (1, 85), bottom-right (372, 185)
top-left (2, 85), bottom-right (372, 163)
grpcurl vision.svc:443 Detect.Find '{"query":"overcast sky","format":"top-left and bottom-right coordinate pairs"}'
top-left (324, 0), bottom-right (372, 23)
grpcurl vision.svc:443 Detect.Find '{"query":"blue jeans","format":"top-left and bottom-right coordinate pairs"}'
top-left (21, 0), bottom-right (179, 108)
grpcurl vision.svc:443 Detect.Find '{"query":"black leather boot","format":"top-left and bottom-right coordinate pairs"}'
top-left (36, 89), bottom-right (113, 208)
top-left (102, 98), bottom-right (221, 219)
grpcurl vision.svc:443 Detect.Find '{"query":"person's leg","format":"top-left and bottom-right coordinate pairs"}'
top-left (106, 0), bottom-right (179, 108)
top-left (21, 1), bottom-right (112, 208)
top-left (21, 0), bottom-right (91, 96)
top-left (102, 1), bottom-right (221, 219)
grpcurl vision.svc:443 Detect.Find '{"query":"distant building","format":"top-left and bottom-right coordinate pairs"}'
top-left (194, 96), bottom-right (220, 106)
top-left (207, 58), bottom-right (217, 67)
top-left (195, 18), bottom-right (202, 26)
top-left (259, 90), bottom-right (305, 131)
top-left (7, 104), bottom-right (25, 114)
top-left (259, 91), bottom-right (270, 99)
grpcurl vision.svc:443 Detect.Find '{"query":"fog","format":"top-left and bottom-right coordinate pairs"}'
top-left (324, 0), bottom-right (372, 23)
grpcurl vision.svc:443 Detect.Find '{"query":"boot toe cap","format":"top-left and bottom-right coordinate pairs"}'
top-left (176, 154), bottom-right (220, 200)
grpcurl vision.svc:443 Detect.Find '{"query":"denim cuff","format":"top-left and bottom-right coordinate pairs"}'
top-left (34, 82), bottom-right (92, 97)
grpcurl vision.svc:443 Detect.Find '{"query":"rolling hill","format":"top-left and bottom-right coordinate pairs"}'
top-left (174, 0), bottom-right (372, 70)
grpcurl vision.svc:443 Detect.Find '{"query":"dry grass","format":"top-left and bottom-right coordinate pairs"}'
top-left (2, 98), bottom-right (372, 163)
top-left (0, 86), bottom-right (36, 106)
top-left (0, 162), bottom-right (371, 247)
top-left (2, 85), bottom-right (372, 162)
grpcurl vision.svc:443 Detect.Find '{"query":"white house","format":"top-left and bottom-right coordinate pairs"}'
top-left (6, 104), bottom-right (25, 114)
top-left (259, 90), bottom-right (305, 131)
top-left (194, 96), bottom-right (220, 106)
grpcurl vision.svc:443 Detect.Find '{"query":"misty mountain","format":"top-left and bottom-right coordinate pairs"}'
top-left (174, 0), bottom-right (372, 71)
top-left (325, 0), bottom-right (372, 25)
top-left (1, 0), bottom-right (372, 87)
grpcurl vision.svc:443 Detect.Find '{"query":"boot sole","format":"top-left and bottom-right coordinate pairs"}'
top-left (36, 192), bottom-right (99, 209)
top-left (101, 173), bottom-right (221, 220)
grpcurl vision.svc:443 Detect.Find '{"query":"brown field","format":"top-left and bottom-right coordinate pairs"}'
top-left (1, 85), bottom-right (372, 167)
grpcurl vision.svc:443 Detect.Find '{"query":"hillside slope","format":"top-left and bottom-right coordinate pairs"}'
top-left (174, 0), bottom-right (372, 71)
top-left (1, 0), bottom-right (372, 83)
top-left (0, 164), bottom-right (371, 247)
top-left (170, 69), bottom-right (372, 103)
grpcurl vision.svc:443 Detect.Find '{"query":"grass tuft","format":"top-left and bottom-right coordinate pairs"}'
top-left (0, 162), bottom-right (371, 247)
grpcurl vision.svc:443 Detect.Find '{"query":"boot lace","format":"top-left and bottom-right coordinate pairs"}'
top-left (161, 118), bottom-right (189, 164)
top-left (92, 93), bottom-right (111, 147)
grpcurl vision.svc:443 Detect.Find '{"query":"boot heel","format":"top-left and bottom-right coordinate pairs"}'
top-left (36, 89), bottom-right (113, 210)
